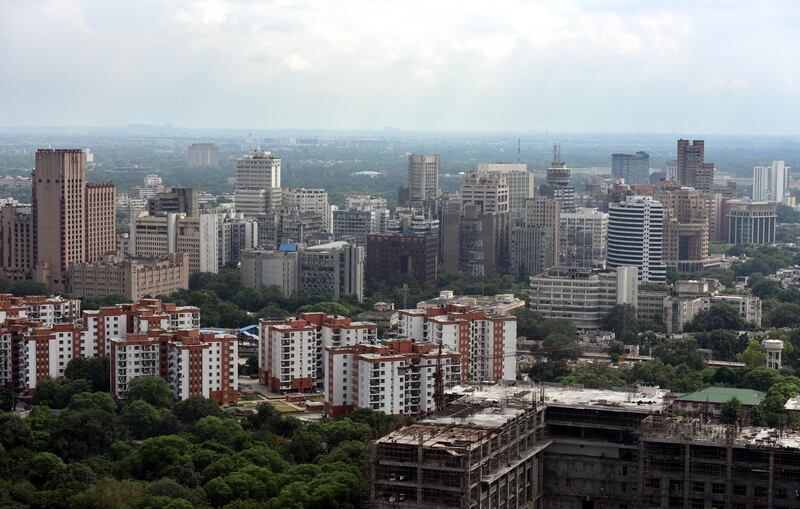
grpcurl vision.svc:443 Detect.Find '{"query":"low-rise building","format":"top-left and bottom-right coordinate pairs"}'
top-left (67, 253), bottom-right (189, 301)
top-left (671, 386), bottom-right (765, 425)
top-left (416, 290), bottom-right (525, 316)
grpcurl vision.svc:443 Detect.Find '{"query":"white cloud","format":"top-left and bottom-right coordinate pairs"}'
top-left (0, 0), bottom-right (796, 132)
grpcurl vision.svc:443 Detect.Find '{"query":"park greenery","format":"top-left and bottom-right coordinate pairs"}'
top-left (1, 362), bottom-right (403, 509)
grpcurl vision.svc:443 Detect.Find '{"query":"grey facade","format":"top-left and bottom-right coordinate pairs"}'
top-left (611, 151), bottom-right (650, 185)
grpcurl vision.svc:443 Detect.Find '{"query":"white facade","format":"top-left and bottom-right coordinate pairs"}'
top-left (528, 266), bottom-right (638, 331)
top-left (559, 207), bottom-right (608, 268)
top-left (235, 151), bottom-right (282, 216)
top-left (753, 161), bottom-right (790, 203)
top-left (240, 249), bottom-right (299, 296)
top-left (111, 337), bottom-right (160, 398)
top-left (763, 339), bottom-right (784, 370)
top-left (130, 212), bottom-right (219, 274)
top-left (282, 188), bottom-right (330, 231)
top-left (476, 163), bottom-right (534, 217)
top-left (460, 171), bottom-right (510, 214)
top-left (408, 154), bottom-right (439, 203)
top-left (608, 196), bottom-right (666, 283)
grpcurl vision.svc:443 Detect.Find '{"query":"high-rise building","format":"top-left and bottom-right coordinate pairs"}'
top-left (365, 233), bottom-right (438, 288)
top-left (148, 187), bottom-right (198, 217)
top-left (300, 241), bottom-right (364, 301)
top-left (129, 212), bottom-right (219, 274)
top-left (608, 196), bottom-right (667, 283)
top-left (611, 151), bottom-right (650, 185)
top-left (654, 186), bottom-right (712, 272)
top-left (234, 151), bottom-right (282, 216)
top-left (676, 139), bottom-right (715, 192)
top-left (546, 144), bottom-right (575, 212)
top-left (32, 149), bottom-right (116, 292)
top-left (559, 207), bottom-right (608, 268)
top-left (0, 204), bottom-right (34, 280)
top-left (240, 248), bottom-right (299, 297)
top-left (282, 188), bottom-right (330, 230)
top-left (408, 154), bottom-right (439, 205)
top-left (723, 199), bottom-right (777, 244)
top-left (753, 161), bottom-right (790, 203)
top-left (217, 212), bottom-right (259, 268)
top-left (332, 209), bottom-right (380, 245)
top-left (460, 171), bottom-right (510, 214)
top-left (476, 162), bottom-right (534, 218)
top-left (187, 143), bottom-right (219, 167)
top-left (442, 205), bottom-right (507, 277)
top-left (510, 197), bottom-right (560, 277)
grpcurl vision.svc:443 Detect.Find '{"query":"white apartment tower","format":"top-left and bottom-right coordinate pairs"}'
top-left (408, 154), bottom-right (439, 204)
top-left (559, 207), bottom-right (608, 268)
top-left (235, 151), bottom-right (282, 216)
top-left (608, 196), bottom-right (667, 283)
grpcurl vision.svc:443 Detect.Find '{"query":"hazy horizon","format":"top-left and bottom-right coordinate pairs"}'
top-left (2, 1), bottom-right (798, 134)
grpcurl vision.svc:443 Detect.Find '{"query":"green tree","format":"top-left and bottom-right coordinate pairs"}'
top-left (0, 387), bottom-right (15, 411)
top-left (719, 397), bottom-right (742, 424)
top-left (173, 396), bottom-right (223, 425)
top-left (603, 304), bottom-right (639, 343)
top-left (125, 376), bottom-right (174, 409)
top-left (28, 452), bottom-right (65, 487)
top-left (34, 378), bottom-right (92, 409)
top-left (122, 400), bottom-right (163, 439)
top-left (737, 340), bottom-right (767, 368)
top-left (542, 333), bottom-right (582, 362)
top-left (768, 302), bottom-right (800, 328)
top-left (64, 357), bottom-right (110, 392)
top-left (296, 301), bottom-right (351, 317)
top-left (608, 341), bottom-right (625, 363)
top-left (684, 303), bottom-right (744, 332)
top-left (652, 338), bottom-right (708, 370)
top-left (527, 361), bottom-right (570, 382)
top-left (67, 392), bottom-right (117, 414)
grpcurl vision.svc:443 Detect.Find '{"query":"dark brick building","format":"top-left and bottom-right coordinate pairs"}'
top-left (365, 234), bottom-right (437, 288)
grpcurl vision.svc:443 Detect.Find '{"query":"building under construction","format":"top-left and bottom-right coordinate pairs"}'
top-left (371, 383), bottom-right (800, 509)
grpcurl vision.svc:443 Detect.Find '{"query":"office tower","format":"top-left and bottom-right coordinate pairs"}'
top-left (528, 266), bottom-right (638, 330)
top-left (611, 151), bottom-right (650, 185)
top-left (187, 143), bottom-right (218, 167)
top-left (654, 186), bottom-right (711, 272)
top-left (666, 160), bottom-right (678, 180)
top-left (32, 149), bottom-right (115, 291)
top-left (235, 150), bottom-right (282, 216)
top-left (408, 154), bottom-right (439, 206)
top-left (0, 204), bottom-right (34, 279)
top-left (753, 161), bottom-right (790, 203)
top-left (676, 139), bottom-right (715, 192)
top-left (278, 211), bottom-right (325, 244)
top-left (282, 188), bottom-right (330, 230)
top-left (510, 197), bottom-right (560, 277)
top-left (300, 241), bottom-right (364, 301)
top-left (546, 144), bottom-right (575, 212)
top-left (240, 248), bottom-right (299, 297)
top-left (442, 205), bottom-right (507, 277)
top-left (608, 195), bottom-right (666, 283)
top-left (460, 171), bottom-right (510, 214)
top-left (129, 212), bottom-right (219, 274)
top-left (724, 199), bottom-right (777, 244)
top-left (365, 233), bottom-right (438, 288)
top-left (476, 162), bottom-right (534, 219)
top-left (559, 207), bottom-right (608, 268)
top-left (148, 187), bottom-right (199, 216)
top-left (217, 212), bottom-right (259, 268)
top-left (332, 209), bottom-right (381, 245)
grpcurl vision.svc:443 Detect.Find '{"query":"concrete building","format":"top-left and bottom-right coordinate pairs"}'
top-left (724, 198), bottom-right (778, 244)
top-left (671, 387), bottom-right (765, 425)
top-left (240, 248), bottom-right (299, 297)
top-left (259, 313), bottom-right (377, 393)
top-left (655, 186), bottom-right (712, 272)
top-left (608, 195), bottom-right (667, 283)
top-left (281, 188), bottom-right (330, 231)
top-left (676, 139), bottom-right (715, 192)
top-left (753, 161), bottom-right (790, 203)
top-left (398, 307), bottom-right (516, 382)
top-left (0, 204), bottom-right (34, 280)
top-left (546, 145), bottom-right (575, 212)
top-left (763, 338), bottom-right (784, 370)
top-left (111, 328), bottom-right (237, 404)
top-left (442, 205), bottom-right (508, 277)
top-left (187, 143), bottom-right (218, 167)
top-left (510, 197), bottom-right (560, 277)
top-left (346, 195), bottom-right (387, 210)
top-left (663, 280), bottom-right (763, 334)
top-left (300, 241), bottom-right (364, 301)
top-left (612, 151), bottom-right (650, 185)
top-left (148, 187), bottom-right (198, 217)
top-left (527, 266), bottom-right (639, 330)
top-left (365, 233), bottom-right (438, 289)
top-left (323, 339), bottom-right (461, 417)
top-left (129, 212), bottom-right (219, 274)
top-left (32, 150), bottom-right (116, 292)
top-left (234, 151), bottom-right (282, 216)
top-left (332, 208), bottom-right (380, 245)
top-left (476, 162), bottom-right (534, 219)
top-left (217, 212), bottom-right (258, 269)
top-left (67, 253), bottom-right (190, 301)
top-left (559, 207), bottom-right (608, 268)
top-left (407, 154), bottom-right (439, 206)
top-left (460, 171), bottom-right (511, 214)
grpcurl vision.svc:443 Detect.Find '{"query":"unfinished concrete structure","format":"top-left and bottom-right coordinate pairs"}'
top-left (371, 383), bottom-right (800, 509)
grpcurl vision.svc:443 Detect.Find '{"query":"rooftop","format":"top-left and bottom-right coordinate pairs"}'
top-left (675, 387), bottom-right (765, 407)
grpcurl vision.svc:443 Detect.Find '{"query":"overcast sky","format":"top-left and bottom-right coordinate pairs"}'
top-left (1, 0), bottom-right (797, 133)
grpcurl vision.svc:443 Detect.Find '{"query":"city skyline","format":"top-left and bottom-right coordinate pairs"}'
top-left (1, 1), bottom-right (798, 134)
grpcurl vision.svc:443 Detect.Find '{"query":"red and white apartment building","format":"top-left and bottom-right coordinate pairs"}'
top-left (259, 312), bottom-right (377, 393)
top-left (323, 339), bottom-right (461, 417)
top-left (398, 305), bottom-right (517, 383)
top-left (0, 296), bottom-right (238, 404)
